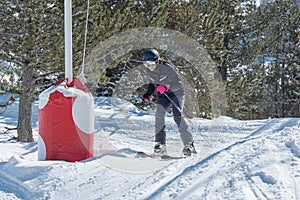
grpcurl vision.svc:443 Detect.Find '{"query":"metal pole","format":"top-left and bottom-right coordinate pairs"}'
top-left (163, 92), bottom-right (182, 113)
top-left (64, 0), bottom-right (73, 83)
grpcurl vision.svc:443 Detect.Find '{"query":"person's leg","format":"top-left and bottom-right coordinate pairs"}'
top-left (171, 95), bottom-right (193, 145)
top-left (154, 97), bottom-right (171, 144)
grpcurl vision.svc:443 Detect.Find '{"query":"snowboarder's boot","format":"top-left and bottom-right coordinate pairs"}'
top-left (154, 142), bottom-right (167, 154)
top-left (182, 142), bottom-right (197, 156)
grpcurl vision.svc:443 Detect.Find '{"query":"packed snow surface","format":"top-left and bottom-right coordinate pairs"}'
top-left (0, 96), bottom-right (299, 199)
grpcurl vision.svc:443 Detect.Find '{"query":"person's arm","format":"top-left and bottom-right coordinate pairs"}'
top-left (142, 83), bottom-right (156, 102)
top-left (166, 65), bottom-right (183, 92)
top-left (145, 83), bottom-right (156, 96)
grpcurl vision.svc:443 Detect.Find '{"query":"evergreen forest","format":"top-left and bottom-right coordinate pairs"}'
top-left (0, 0), bottom-right (299, 141)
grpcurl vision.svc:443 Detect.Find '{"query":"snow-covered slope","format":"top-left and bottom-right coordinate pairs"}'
top-left (0, 97), bottom-right (299, 199)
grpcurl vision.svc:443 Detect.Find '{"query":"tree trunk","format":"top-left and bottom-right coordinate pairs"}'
top-left (295, 0), bottom-right (300, 13)
top-left (17, 63), bottom-right (34, 142)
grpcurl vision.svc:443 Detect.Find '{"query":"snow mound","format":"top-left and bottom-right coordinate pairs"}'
top-left (0, 97), bottom-right (299, 199)
top-left (286, 140), bottom-right (300, 158)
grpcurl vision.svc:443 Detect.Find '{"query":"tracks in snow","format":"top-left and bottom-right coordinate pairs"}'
top-left (135, 118), bottom-right (299, 199)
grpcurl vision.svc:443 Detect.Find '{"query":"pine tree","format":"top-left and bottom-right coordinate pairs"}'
top-left (0, 0), bottom-right (170, 141)
top-left (0, 0), bottom-right (65, 142)
top-left (163, 0), bottom-right (245, 118)
top-left (260, 0), bottom-right (300, 117)
top-left (78, 0), bottom-right (169, 94)
top-left (226, 0), bottom-right (300, 119)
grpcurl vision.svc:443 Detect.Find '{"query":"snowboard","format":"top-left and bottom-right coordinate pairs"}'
top-left (136, 151), bottom-right (186, 160)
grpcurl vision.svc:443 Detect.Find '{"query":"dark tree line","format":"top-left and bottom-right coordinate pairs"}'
top-left (0, 0), bottom-right (299, 141)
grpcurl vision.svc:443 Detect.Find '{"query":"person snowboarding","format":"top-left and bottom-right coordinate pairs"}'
top-left (141, 49), bottom-right (197, 156)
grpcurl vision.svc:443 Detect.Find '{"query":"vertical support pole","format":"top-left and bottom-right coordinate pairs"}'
top-left (64, 0), bottom-right (73, 83)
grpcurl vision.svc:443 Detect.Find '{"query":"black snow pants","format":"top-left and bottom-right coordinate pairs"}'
top-left (154, 93), bottom-right (193, 145)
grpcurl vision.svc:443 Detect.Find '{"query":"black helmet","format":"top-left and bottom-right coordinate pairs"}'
top-left (142, 49), bottom-right (160, 61)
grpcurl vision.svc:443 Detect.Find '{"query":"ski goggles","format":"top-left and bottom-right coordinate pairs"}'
top-left (143, 60), bottom-right (157, 67)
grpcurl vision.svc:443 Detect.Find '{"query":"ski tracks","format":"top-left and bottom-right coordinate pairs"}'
top-left (138, 149), bottom-right (231, 199)
top-left (0, 169), bottom-right (35, 199)
top-left (65, 117), bottom-right (299, 200)
top-left (136, 118), bottom-right (300, 199)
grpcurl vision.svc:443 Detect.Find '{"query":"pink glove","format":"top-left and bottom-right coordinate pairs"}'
top-left (143, 97), bottom-right (149, 103)
top-left (157, 84), bottom-right (170, 94)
